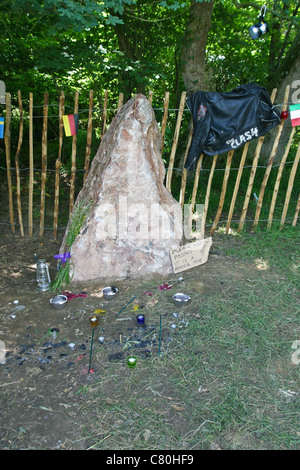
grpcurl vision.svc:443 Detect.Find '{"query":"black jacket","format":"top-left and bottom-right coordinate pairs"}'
top-left (185, 83), bottom-right (281, 170)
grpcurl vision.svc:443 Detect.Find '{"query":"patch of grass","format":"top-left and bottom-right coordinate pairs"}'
top-left (0, 228), bottom-right (298, 450)
top-left (68, 228), bottom-right (299, 450)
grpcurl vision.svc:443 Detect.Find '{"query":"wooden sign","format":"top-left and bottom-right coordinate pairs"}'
top-left (170, 237), bottom-right (212, 273)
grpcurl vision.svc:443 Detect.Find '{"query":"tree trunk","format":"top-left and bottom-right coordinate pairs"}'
top-left (180, 0), bottom-right (215, 94)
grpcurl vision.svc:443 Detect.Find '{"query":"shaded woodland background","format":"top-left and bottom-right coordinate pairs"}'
top-left (1, 0), bottom-right (299, 110)
top-left (0, 1), bottom-right (299, 236)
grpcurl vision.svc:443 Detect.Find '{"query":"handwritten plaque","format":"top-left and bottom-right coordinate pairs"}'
top-left (170, 237), bottom-right (212, 273)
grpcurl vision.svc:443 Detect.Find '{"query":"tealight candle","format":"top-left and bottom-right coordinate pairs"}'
top-left (89, 315), bottom-right (99, 327)
top-left (127, 356), bottom-right (137, 368)
top-left (136, 314), bottom-right (145, 325)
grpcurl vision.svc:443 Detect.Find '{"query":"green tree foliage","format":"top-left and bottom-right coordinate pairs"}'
top-left (0, 0), bottom-right (299, 105)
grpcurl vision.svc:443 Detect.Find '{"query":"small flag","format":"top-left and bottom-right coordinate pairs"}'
top-left (0, 117), bottom-right (4, 139)
top-left (63, 113), bottom-right (79, 136)
top-left (290, 104), bottom-right (300, 127)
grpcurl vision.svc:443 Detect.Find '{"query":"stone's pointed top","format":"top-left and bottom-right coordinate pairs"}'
top-left (61, 92), bottom-right (182, 282)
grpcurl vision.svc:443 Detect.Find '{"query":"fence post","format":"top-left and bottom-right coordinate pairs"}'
top-left (4, 92), bottom-right (14, 233)
top-left (280, 141), bottom-right (300, 229)
top-left (292, 192), bottom-right (300, 227)
top-left (161, 91), bottom-right (170, 153)
top-left (203, 154), bottom-right (218, 232)
top-left (238, 87), bottom-right (278, 233)
top-left (252, 85), bottom-right (290, 231)
top-left (15, 90), bottom-right (24, 237)
top-left (39, 91), bottom-right (49, 239)
top-left (101, 89), bottom-right (108, 138)
top-left (226, 142), bottom-right (249, 234)
top-left (53, 91), bottom-right (65, 240)
top-left (117, 93), bottom-right (124, 110)
top-left (69, 90), bottom-right (79, 217)
top-left (267, 127), bottom-right (296, 229)
top-left (148, 90), bottom-right (153, 105)
top-left (28, 92), bottom-right (34, 237)
top-left (179, 125), bottom-right (193, 207)
top-left (83, 90), bottom-right (93, 185)
top-left (210, 150), bottom-right (234, 235)
top-left (166, 91), bottom-right (186, 192)
top-left (187, 154), bottom-right (204, 237)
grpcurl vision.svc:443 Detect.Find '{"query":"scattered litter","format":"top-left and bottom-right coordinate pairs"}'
top-left (94, 308), bottom-right (106, 315)
top-left (9, 304), bottom-right (25, 319)
top-left (68, 343), bottom-right (76, 350)
top-left (171, 404), bottom-right (185, 412)
top-left (278, 389), bottom-right (298, 402)
top-left (75, 354), bottom-right (85, 362)
top-left (0, 340), bottom-right (6, 365)
top-left (50, 328), bottom-right (59, 344)
top-left (143, 291), bottom-right (152, 296)
top-left (158, 282), bottom-right (172, 291)
top-left (62, 291), bottom-right (88, 300)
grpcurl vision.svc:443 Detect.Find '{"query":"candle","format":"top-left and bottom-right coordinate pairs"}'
top-left (136, 314), bottom-right (145, 325)
top-left (89, 315), bottom-right (99, 327)
top-left (98, 336), bottom-right (105, 344)
top-left (127, 356), bottom-right (137, 368)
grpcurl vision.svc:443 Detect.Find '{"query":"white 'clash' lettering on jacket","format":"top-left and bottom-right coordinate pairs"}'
top-left (226, 127), bottom-right (259, 149)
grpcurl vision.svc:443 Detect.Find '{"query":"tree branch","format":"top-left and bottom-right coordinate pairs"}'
top-left (233, 0), bottom-right (300, 28)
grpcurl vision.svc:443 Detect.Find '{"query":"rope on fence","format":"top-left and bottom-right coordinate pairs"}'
top-left (0, 216), bottom-right (297, 234)
top-left (1, 87), bottom-right (299, 239)
top-left (1, 160), bottom-right (299, 174)
top-left (1, 101), bottom-right (299, 115)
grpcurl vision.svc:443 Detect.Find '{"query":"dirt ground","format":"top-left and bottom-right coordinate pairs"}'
top-left (0, 231), bottom-right (287, 450)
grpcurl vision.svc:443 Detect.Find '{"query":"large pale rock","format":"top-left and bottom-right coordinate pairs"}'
top-left (61, 94), bottom-right (183, 281)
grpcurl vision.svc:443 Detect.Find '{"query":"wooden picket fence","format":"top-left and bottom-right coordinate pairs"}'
top-left (1, 85), bottom-right (300, 240)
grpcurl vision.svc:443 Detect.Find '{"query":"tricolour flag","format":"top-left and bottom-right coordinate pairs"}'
top-left (290, 104), bottom-right (300, 127)
top-left (63, 113), bottom-right (79, 136)
top-left (0, 117), bottom-right (4, 139)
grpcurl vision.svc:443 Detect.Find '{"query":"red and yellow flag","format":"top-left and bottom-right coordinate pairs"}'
top-left (63, 113), bottom-right (79, 136)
